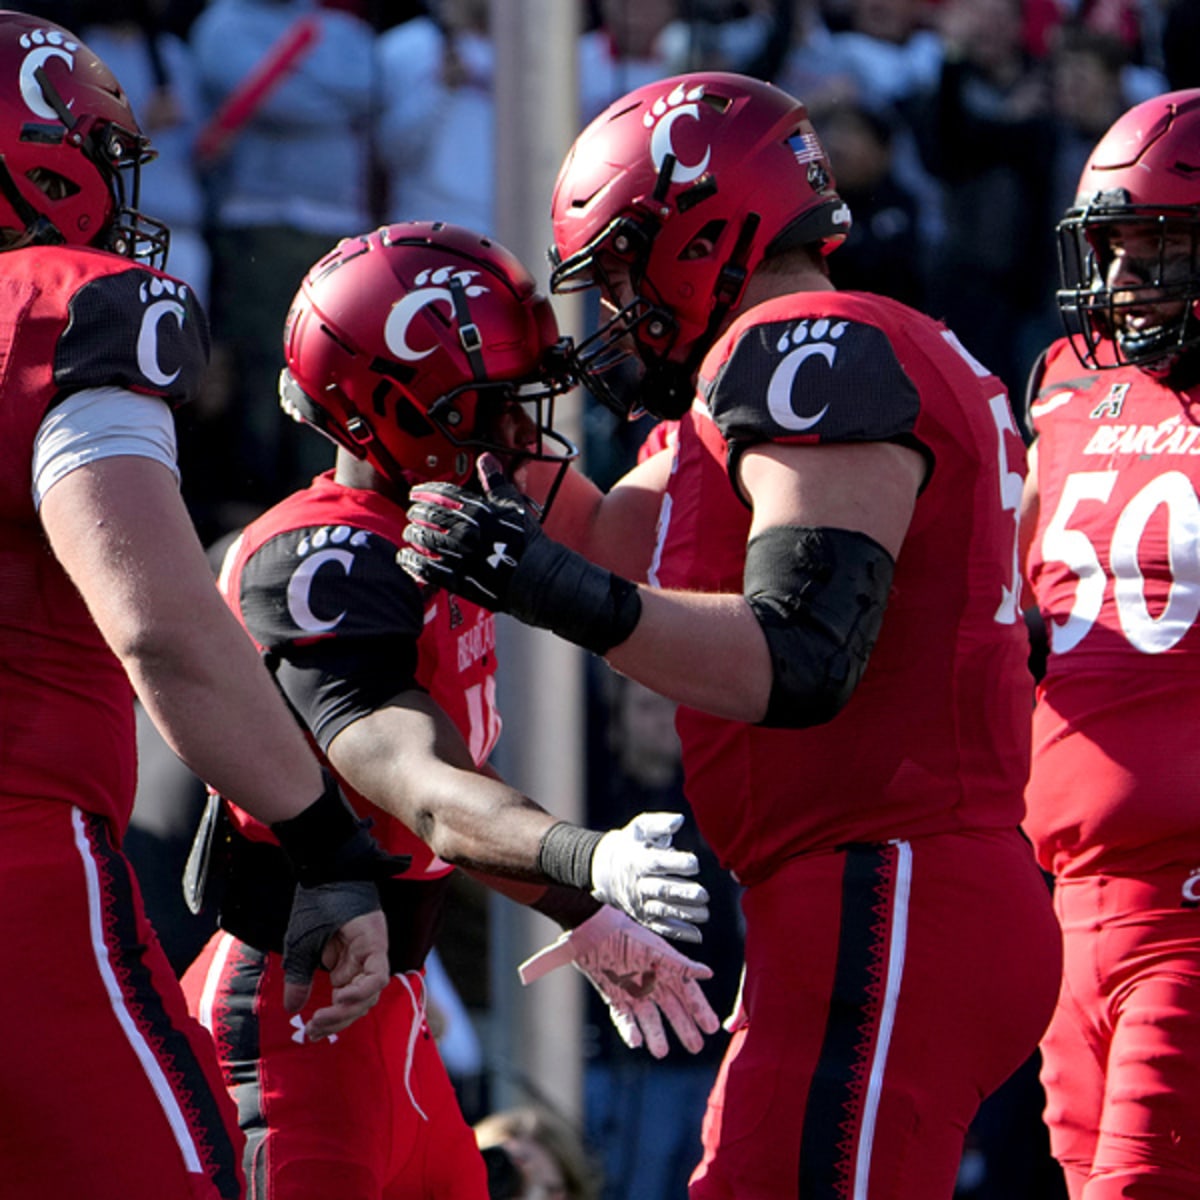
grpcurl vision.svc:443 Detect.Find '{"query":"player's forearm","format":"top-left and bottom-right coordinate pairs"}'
top-left (537, 455), bottom-right (669, 580)
top-left (604, 587), bottom-right (773, 722)
top-left (328, 713), bottom-right (563, 878)
top-left (409, 781), bottom-right (563, 879)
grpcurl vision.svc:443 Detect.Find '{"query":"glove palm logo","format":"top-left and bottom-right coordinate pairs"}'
top-left (487, 542), bottom-right (517, 570)
top-left (601, 965), bottom-right (656, 999)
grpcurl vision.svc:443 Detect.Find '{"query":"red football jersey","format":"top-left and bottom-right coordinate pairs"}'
top-left (219, 471), bottom-right (501, 876)
top-left (652, 291), bottom-right (1032, 885)
top-left (0, 245), bottom-right (209, 831)
top-left (1025, 338), bottom-right (1200, 877)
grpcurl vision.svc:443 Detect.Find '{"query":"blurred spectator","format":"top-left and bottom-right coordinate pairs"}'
top-left (187, 0), bottom-right (375, 526)
top-left (910, 0), bottom-right (1057, 397)
top-left (785, 0), bottom-right (946, 250)
top-left (772, 0), bottom-right (859, 113)
top-left (476, 1105), bottom-right (602, 1200)
top-left (657, 0), bottom-right (794, 82)
top-left (817, 0), bottom-right (943, 111)
top-left (1046, 22), bottom-right (1131, 221)
top-left (1161, 0), bottom-right (1200, 90)
top-left (80, 0), bottom-right (211, 305)
top-left (1024, 0), bottom-right (1166, 98)
top-left (819, 100), bottom-right (927, 309)
top-left (579, 0), bottom-right (678, 125)
top-left (377, 0), bottom-right (497, 232)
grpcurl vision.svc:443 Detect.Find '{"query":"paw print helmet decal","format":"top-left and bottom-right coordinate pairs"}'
top-left (550, 71), bottom-right (850, 420)
top-left (280, 221), bottom-right (579, 489)
top-left (0, 11), bottom-right (167, 265)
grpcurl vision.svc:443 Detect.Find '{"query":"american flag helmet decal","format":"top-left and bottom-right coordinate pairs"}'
top-left (788, 130), bottom-right (824, 165)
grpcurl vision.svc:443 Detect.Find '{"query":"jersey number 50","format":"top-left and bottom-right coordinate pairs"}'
top-left (1039, 469), bottom-right (1200, 655)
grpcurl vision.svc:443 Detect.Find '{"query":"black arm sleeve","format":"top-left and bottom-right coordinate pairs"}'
top-left (744, 525), bottom-right (895, 728)
top-left (275, 636), bottom-right (423, 753)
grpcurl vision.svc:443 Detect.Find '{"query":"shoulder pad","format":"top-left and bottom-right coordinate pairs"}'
top-left (56, 267), bottom-right (210, 409)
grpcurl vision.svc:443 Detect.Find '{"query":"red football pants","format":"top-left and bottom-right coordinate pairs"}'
top-left (1042, 869), bottom-right (1200, 1200)
top-left (183, 932), bottom-right (488, 1200)
top-left (0, 799), bottom-right (242, 1200)
top-left (690, 828), bottom-right (1062, 1200)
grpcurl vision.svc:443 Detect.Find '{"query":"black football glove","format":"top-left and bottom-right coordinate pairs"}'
top-left (271, 772), bottom-right (410, 991)
top-left (400, 453), bottom-right (642, 656)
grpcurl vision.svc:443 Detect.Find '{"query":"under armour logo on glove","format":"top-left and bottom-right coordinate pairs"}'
top-left (400, 455), bottom-right (535, 613)
top-left (487, 542), bottom-right (518, 570)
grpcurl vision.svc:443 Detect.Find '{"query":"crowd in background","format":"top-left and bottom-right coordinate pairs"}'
top-left (12, 0), bottom-right (1198, 1196)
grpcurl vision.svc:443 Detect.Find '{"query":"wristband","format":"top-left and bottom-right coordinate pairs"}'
top-left (536, 822), bottom-right (604, 891)
top-left (516, 547), bottom-right (643, 657)
top-left (271, 770), bottom-right (368, 887)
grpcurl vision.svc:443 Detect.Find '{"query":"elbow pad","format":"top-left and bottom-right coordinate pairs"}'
top-left (743, 525), bottom-right (895, 729)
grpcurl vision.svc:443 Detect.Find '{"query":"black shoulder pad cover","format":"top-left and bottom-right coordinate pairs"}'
top-left (744, 525), bottom-right (895, 728)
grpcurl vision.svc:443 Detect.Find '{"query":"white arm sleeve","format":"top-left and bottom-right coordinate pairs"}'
top-left (32, 386), bottom-right (180, 509)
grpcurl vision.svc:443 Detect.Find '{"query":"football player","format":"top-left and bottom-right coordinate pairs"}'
top-left (181, 221), bottom-right (719, 1200)
top-left (0, 11), bottom-right (394, 1200)
top-left (401, 72), bottom-right (1063, 1199)
top-left (1022, 88), bottom-right (1200, 1198)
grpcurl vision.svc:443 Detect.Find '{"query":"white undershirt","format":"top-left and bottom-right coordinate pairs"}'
top-left (32, 386), bottom-right (180, 509)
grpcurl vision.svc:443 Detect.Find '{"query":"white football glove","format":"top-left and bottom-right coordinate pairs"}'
top-left (590, 812), bottom-right (710, 943)
top-left (519, 906), bottom-right (721, 1059)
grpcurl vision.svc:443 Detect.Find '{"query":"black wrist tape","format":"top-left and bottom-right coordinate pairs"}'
top-left (536, 822), bottom-right (604, 891)
top-left (517, 541), bottom-right (643, 656)
top-left (531, 885), bottom-right (603, 929)
top-left (271, 770), bottom-right (364, 885)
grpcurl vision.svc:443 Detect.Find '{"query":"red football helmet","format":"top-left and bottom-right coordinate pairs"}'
top-left (550, 71), bottom-right (850, 418)
top-left (1057, 87), bottom-right (1200, 376)
top-left (0, 11), bottom-right (166, 264)
top-left (280, 221), bottom-right (578, 490)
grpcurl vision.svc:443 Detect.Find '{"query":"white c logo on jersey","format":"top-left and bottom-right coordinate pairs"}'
top-left (765, 320), bottom-right (849, 432)
top-left (767, 343), bottom-right (833, 432)
top-left (137, 298), bottom-right (186, 386)
top-left (287, 548), bottom-right (352, 633)
top-left (646, 84), bottom-right (710, 185)
top-left (18, 34), bottom-right (75, 120)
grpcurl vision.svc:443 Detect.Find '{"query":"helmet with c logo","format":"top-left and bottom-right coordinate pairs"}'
top-left (550, 72), bottom-right (849, 418)
top-left (280, 221), bottom-right (577, 487)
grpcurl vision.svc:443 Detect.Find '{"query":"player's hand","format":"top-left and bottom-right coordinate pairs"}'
top-left (519, 907), bottom-right (720, 1058)
top-left (401, 453), bottom-right (641, 655)
top-left (400, 453), bottom-right (538, 611)
top-left (590, 812), bottom-right (709, 943)
top-left (271, 773), bottom-right (410, 1038)
top-left (282, 889), bottom-right (390, 1039)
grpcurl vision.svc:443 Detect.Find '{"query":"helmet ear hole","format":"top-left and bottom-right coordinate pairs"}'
top-left (26, 167), bottom-right (78, 200)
